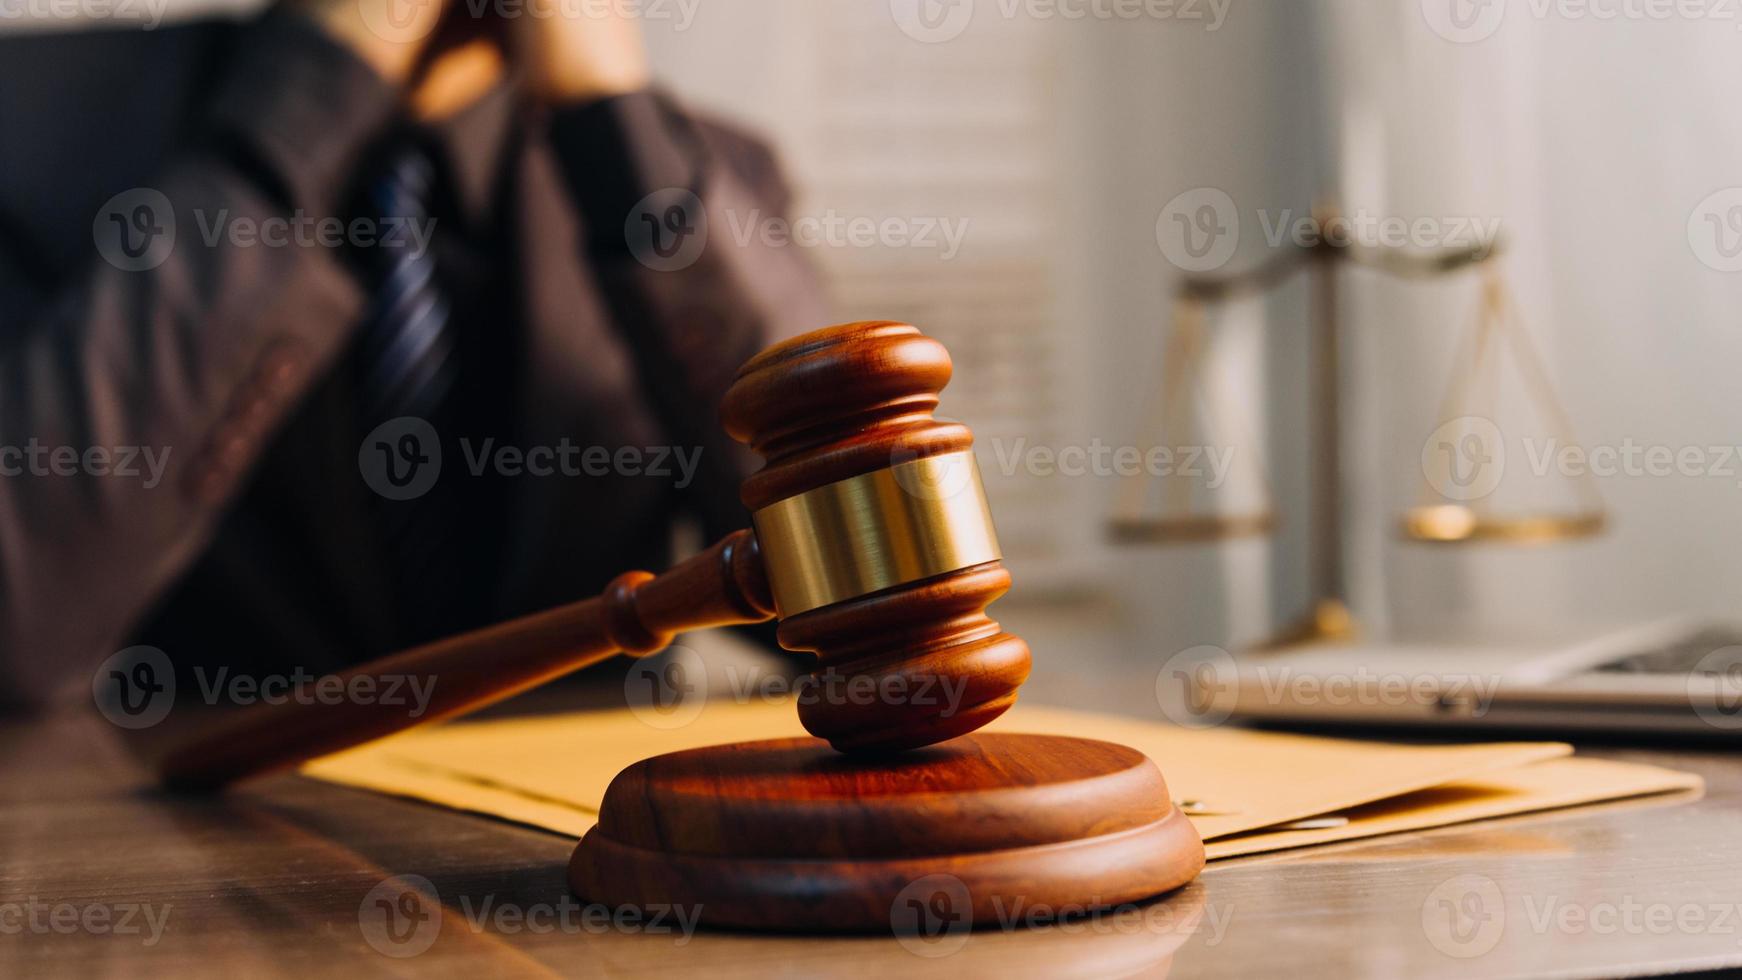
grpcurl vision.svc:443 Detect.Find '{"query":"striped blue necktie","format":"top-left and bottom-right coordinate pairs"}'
top-left (355, 144), bottom-right (465, 636)
top-left (358, 147), bottom-right (456, 422)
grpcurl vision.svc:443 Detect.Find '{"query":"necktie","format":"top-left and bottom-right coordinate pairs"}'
top-left (354, 143), bottom-right (466, 639)
top-left (358, 147), bottom-right (456, 421)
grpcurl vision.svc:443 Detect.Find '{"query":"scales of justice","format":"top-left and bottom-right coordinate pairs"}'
top-left (1109, 205), bottom-right (1608, 648)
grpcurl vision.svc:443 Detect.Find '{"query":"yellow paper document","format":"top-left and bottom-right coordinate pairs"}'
top-left (301, 701), bottom-right (1701, 858)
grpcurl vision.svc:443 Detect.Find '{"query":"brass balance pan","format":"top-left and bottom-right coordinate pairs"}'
top-left (1400, 505), bottom-right (1608, 545)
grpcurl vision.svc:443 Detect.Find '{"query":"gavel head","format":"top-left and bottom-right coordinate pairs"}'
top-left (720, 321), bottom-right (1032, 754)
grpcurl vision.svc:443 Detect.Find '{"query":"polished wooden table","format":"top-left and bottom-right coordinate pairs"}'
top-left (4, 696), bottom-right (1740, 979)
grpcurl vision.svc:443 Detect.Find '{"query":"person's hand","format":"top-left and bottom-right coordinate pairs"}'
top-left (410, 38), bottom-right (506, 120)
top-left (511, 3), bottom-right (651, 104)
top-left (294, 0), bottom-right (450, 83)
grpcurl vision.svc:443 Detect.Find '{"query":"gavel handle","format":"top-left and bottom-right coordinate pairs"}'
top-left (156, 529), bottom-right (775, 792)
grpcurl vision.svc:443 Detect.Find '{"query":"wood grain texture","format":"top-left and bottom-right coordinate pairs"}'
top-left (569, 733), bottom-right (1206, 931)
top-left (721, 322), bottom-right (1033, 752)
top-left (8, 695), bottom-right (1742, 978)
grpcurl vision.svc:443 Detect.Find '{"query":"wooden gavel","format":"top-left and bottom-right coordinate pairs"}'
top-left (160, 322), bottom-right (1033, 790)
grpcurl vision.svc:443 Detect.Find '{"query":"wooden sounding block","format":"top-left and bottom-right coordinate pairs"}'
top-left (570, 733), bottom-right (1205, 931)
top-left (574, 321), bottom-right (1203, 927)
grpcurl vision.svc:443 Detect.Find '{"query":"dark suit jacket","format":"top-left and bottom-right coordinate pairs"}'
top-left (0, 12), bottom-right (826, 705)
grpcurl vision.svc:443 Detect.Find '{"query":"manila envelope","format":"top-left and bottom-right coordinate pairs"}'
top-left (300, 700), bottom-right (1702, 859)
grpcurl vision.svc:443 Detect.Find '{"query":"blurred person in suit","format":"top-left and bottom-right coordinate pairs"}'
top-left (0, 0), bottom-right (826, 706)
